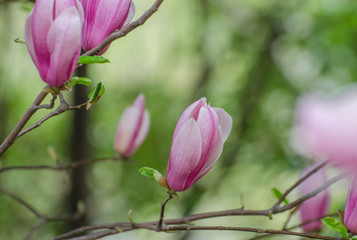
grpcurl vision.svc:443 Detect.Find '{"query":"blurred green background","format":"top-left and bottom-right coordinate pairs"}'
top-left (0, 0), bottom-right (355, 239)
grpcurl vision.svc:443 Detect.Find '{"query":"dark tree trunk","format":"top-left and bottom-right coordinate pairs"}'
top-left (67, 65), bottom-right (91, 229)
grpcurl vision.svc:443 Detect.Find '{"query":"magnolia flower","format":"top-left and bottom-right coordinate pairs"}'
top-left (81, 0), bottom-right (135, 54)
top-left (298, 165), bottom-right (330, 232)
top-left (166, 98), bottom-right (232, 192)
top-left (344, 175), bottom-right (357, 234)
top-left (114, 94), bottom-right (150, 158)
top-left (294, 87), bottom-right (357, 170)
top-left (25, 0), bottom-right (83, 86)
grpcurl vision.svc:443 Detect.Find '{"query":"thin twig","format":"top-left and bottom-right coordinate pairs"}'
top-left (0, 86), bottom-right (49, 157)
top-left (24, 218), bottom-right (46, 240)
top-left (33, 93), bottom-right (57, 110)
top-left (272, 160), bottom-right (329, 210)
top-left (248, 213), bottom-right (339, 240)
top-left (58, 224), bottom-right (338, 240)
top-left (158, 195), bottom-right (173, 230)
top-left (0, 186), bottom-right (82, 222)
top-left (0, 187), bottom-right (42, 218)
top-left (16, 93), bottom-right (87, 139)
top-left (82, 0), bottom-right (164, 56)
top-left (0, 156), bottom-right (122, 174)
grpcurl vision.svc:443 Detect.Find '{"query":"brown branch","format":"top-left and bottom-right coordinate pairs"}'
top-left (164, 226), bottom-right (338, 240)
top-left (0, 186), bottom-right (81, 221)
top-left (16, 93), bottom-right (87, 139)
top-left (24, 218), bottom-right (46, 240)
top-left (54, 165), bottom-right (345, 240)
top-left (57, 224), bottom-right (338, 240)
top-left (271, 161), bottom-right (329, 210)
top-left (0, 156), bottom-right (122, 174)
top-left (0, 86), bottom-right (49, 157)
top-left (0, 186), bottom-right (82, 239)
top-left (249, 213), bottom-right (339, 240)
top-left (158, 195), bottom-right (173, 230)
top-left (276, 173), bottom-right (345, 213)
top-left (0, 186), bottom-right (42, 218)
top-left (82, 0), bottom-right (164, 56)
top-left (33, 93), bottom-right (57, 110)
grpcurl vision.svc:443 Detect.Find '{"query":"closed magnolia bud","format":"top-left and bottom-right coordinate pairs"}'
top-left (294, 87), bottom-right (357, 169)
top-left (81, 0), bottom-right (135, 55)
top-left (25, 0), bottom-right (83, 86)
top-left (298, 165), bottom-right (330, 232)
top-left (114, 94), bottom-right (150, 158)
top-left (344, 175), bottom-right (357, 234)
top-left (166, 98), bottom-right (232, 192)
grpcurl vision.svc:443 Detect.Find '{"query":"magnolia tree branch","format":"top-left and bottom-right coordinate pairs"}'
top-left (54, 164), bottom-right (345, 240)
top-left (16, 93), bottom-right (87, 139)
top-left (0, 186), bottom-right (82, 240)
top-left (0, 156), bottom-right (123, 174)
top-left (0, 86), bottom-right (49, 157)
top-left (158, 195), bottom-right (173, 230)
top-left (0, 0), bottom-right (165, 158)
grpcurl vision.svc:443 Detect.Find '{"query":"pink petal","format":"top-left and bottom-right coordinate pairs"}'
top-left (180, 106), bottom-right (219, 190)
top-left (133, 94), bottom-right (145, 113)
top-left (123, 2), bottom-right (135, 27)
top-left (132, 110), bottom-right (150, 152)
top-left (296, 91), bottom-right (357, 168)
top-left (86, 0), bottom-right (132, 51)
top-left (172, 98), bottom-right (206, 141)
top-left (192, 127), bottom-right (224, 185)
top-left (195, 106), bottom-right (219, 162)
top-left (25, 11), bottom-right (38, 69)
top-left (31, 0), bottom-right (54, 80)
top-left (345, 176), bottom-right (357, 228)
top-left (213, 107), bottom-right (232, 142)
top-left (46, 7), bottom-right (81, 86)
top-left (114, 106), bottom-right (141, 157)
top-left (81, 0), bottom-right (100, 50)
top-left (53, 0), bottom-right (78, 18)
top-left (167, 119), bottom-right (202, 192)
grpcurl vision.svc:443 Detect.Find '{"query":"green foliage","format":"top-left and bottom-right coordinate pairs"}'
top-left (271, 188), bottom-right (288, 205)
top-left (88, 82), bottom-right (105, 103)
top-left (322, 217), bottom-right (349, 240)
top-left (138, 167), bottom-right (162, 182)
top-left (66, 77), bottom-right (92, 87)
top-left (78, 56), bottom-right (110, 64)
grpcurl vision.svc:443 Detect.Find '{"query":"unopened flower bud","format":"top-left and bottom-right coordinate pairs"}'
top-left (166, 98), bottom-right (232, 192)
top-left (114, 94), bottom-right (150, 158)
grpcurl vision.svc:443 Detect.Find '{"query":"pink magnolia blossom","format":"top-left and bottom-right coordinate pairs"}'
top-left (298, 165), bottom-right (330, 232)
top-left (294, 88), bottom-right (357, 169)
top-left (167, 98), bottom-right (232, 192)
top-left (81, 0), bottom-right (135, 54)
top-left (25, 0), bottom-right (83, 87)
top-left (344, 175), bottom-right (357, 234)
top-left (114, 94), bottom-right (150, 158)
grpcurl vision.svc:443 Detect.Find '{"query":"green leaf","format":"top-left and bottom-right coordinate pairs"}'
top-left (78, 56), bottom-right (110, 64)
top-left (67, 77), bottom-right (92, 87)
top-left (351, 237), bottom-right (357, 240)
top-left (88, 82), bottom-right (103, 103)
top-left (99, 85), bottom-right (105, 97)
top-left (271, 188), bottom-right (288, 204)
top-left (321, 217), bottom-right (349, 240)
top-left (138, 167), bottom-right (162, 182)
